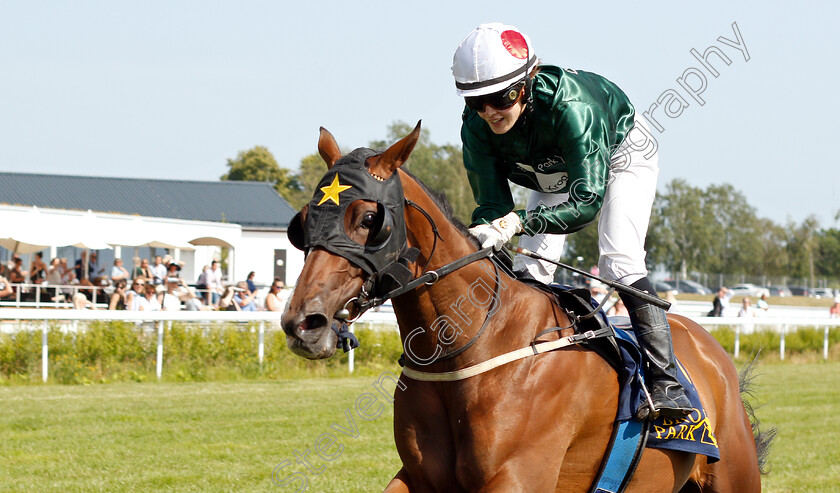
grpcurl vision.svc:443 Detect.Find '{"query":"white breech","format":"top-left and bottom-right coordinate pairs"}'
top-left (512, 115), bottom-right (660, 286)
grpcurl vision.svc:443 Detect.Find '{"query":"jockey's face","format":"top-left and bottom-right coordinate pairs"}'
top-left (477, 98), bottom-right (526, 135)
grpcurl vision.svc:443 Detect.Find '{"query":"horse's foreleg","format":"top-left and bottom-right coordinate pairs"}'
top-left (383, 468), bottom-right (412, 492)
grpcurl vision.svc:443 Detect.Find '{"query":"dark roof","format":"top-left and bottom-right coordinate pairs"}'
top-left (0, 172), bottom-right (296, 229)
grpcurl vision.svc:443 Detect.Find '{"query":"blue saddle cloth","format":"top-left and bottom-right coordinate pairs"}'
top-left (609, 317), bottom-right (720, 462)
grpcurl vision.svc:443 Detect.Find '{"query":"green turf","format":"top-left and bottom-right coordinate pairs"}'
top-left (0, 361), bottom-right (836, 492)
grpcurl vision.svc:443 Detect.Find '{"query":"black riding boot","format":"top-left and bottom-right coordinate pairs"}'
top-left (630, 303), bottom-right (693, 420)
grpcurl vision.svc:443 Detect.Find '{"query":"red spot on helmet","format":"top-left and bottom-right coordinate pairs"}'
top-left (500, 30), bottom-right (528, 59)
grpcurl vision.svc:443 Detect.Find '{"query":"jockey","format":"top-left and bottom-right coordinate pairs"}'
top-left (452, 22), bottom-right (691, 420)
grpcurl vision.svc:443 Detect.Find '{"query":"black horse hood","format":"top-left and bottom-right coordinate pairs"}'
top-left (298, 147), bottom-right (409, 277)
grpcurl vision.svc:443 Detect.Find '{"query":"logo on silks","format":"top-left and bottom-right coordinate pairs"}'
top-left (288, 148), bottom-right (414, 296)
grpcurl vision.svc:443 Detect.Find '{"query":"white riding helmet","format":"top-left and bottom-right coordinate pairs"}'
top-left (452, 22), bottom-right (537, 97)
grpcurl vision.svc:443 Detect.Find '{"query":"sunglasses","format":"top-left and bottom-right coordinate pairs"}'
top-left (464, 81), bottom-right (525, 112)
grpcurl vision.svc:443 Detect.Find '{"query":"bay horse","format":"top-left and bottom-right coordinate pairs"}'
top-left (282, 123), bottom-right (771, 492)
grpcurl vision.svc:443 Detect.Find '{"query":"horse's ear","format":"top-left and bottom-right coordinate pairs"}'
top-left (367, 120), bottom-right (421, 179)
top-left (318, 127), bottom-right (342, 169)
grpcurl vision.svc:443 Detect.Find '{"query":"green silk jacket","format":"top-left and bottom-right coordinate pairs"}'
top-left (462, 65), bottom-right (636, 235)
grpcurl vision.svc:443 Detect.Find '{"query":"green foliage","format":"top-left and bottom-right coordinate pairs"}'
top-left (709, 326), bottom-right (840, 356)
top-left (220, 145), bottom-right (309, 209)
top-left (815, 227), bottom-right (840, 279)
top-left (647, 179), bottom-right (840, 283)
top-left (0, 322), bottom-right (404, 385)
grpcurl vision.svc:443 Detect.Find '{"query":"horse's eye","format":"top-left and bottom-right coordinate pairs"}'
top-left (360, 212), bottom-right (377, 229)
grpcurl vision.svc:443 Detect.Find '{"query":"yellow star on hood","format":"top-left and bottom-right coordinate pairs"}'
top-left (317, 174), bottom-right (352, 206)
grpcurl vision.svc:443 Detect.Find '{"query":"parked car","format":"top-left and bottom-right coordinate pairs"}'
top-left (653, 280), bottom-right (677, 294)
top-left (767, 286), bottom-right (792, 297)
top-left (665, 279), bottom-right (712, 295)
top-left (787, 286), bottom-right (811, 297)
top-left (729, 283), bottom-right (768, 298)
top-left (812, 287), bottom-right (836, 299)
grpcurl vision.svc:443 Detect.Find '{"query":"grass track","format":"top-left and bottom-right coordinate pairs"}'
top-left (0, 361), bottom-right (837, 492)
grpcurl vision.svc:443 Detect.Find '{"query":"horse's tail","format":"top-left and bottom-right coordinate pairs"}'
top-left (738, 354), bottom-right (777, 475)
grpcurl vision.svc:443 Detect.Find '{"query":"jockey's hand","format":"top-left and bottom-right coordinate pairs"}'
top-left (469, 212), bottom-right (523, 251)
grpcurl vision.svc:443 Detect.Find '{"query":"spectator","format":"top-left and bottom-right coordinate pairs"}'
top-left (164, 277), bottom-right (208, 311)
top-left (73, 292), bottom-right (95, 310)
top-left (74, 251), bottom-right (101, 281)
top-left (126, 278), bottom-right (146, 311)
top-left (162, 277), bottom-right (184, 311)
top-left (265, 279), bottom-right (290, 312)
top-left (738, 297), bottom-right (756, 317)
top-left (165, 260), bottom-right (182, 280)
top-left (29, 252), bottom-right (47, 284)
top-left (219, 285), bottom-right (240, 311)
top-left (246, 271), bottom-right (257, 295)
top-left (7, 256), bottom-right (27, 300)
top-left (59, 258), bottom-right (75, 284)
top-left (58, 258), bottom-right (77, 301)
top-left (110, 258), bottom-right (130, 282)
top-left (0, 275), bottom-right (12, 299)
top-left (607, 297), bottom-right (629, 318)
top-left (589, 283), bottom-right (608, 305)
top-left (109, 279), bottom-right (128, 310)
top-left (150, 255), bottom-right (166, 285)
top-left (46, 258), bottom-right (63, 285)
top-left (8, 256), bottom-right (26, 284)
top-left (138, 283), bottom-right (162, 311)
top-left (708, 287), bottom-right (732, 317)
top-left (233, 281), bottom-right (258, 311)
top-left (756, 293), bottom-right (770, 314)
top-left (134, 257), bottom-right (152, 280)
top-left (830, 301), bottom-right (840, 319)
top-left (204, 260), bottom-right (224, 306)
top-left (194, 265), bottom-right (209, 294)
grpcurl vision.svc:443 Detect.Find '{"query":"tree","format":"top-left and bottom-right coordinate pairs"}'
top-left (296, 152), bottom-right (330, 206)
top-left (221, 146), bottom-right (308, 209)
top-left (786, 216), bottom-right (820, 285)
top-left (647, 179), bottom-right (714, 277)
top-left (815, 228), bottom-right (840, 279)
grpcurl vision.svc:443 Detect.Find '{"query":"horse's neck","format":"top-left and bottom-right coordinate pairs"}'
top-left (393, 172), bottom-right (562, 366)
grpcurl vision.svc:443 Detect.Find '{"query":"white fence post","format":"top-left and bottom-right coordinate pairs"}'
top-left (258, 321), bottom-right (265, 366)
top-left (734, 324), bottom-right (740, 359)
top-left (41, 320), bottom-right (48, 383)
top-left (824, 325), bottom-right (830, 361)
top-left (780, 324), bottom-right (786, 361)
top-left (156, 321), bottom-right (165, 380)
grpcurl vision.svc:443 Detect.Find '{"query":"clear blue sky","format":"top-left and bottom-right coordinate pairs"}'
top-left (1, 1), bottom-right (838, 227)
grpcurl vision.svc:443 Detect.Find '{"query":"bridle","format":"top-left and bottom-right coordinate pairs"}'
top-left (289, 152), bottom-right (499, 361)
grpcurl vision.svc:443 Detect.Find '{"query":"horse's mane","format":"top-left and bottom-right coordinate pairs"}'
top-left (399, 168), bottom-right (481, 249)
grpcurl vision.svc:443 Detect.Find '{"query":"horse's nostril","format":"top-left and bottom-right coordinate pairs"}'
top-left (302, 313), bottom-right (329, 332)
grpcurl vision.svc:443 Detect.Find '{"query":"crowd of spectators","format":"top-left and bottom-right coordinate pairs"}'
top-left (1, 252), bottom-right (293, 313)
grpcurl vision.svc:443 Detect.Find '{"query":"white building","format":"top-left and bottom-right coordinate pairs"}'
top-left (0, 172), bottom-right (303, 288)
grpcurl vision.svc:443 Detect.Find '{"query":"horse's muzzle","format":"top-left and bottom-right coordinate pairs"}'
top-left (282, 311), bottom-right (338, 359)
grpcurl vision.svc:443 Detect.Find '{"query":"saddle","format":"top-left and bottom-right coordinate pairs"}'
top-left (521, 279), bottom-right (720, 493)
top-left (518, 279), bottom-right (624, 372)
